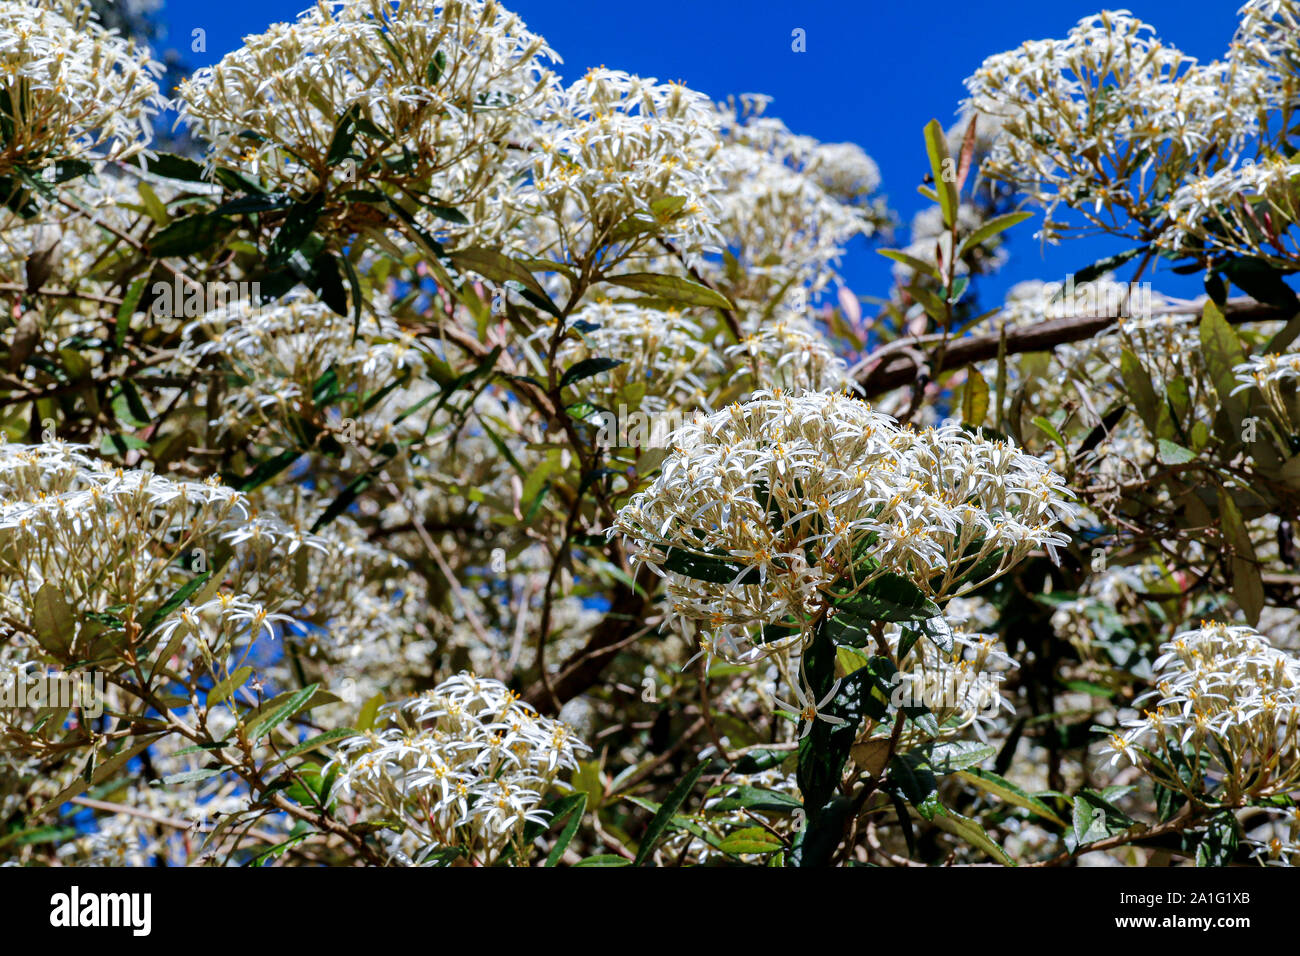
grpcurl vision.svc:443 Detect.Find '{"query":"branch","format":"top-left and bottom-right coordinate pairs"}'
top-left (854, 298), bottom-right (1288, 398)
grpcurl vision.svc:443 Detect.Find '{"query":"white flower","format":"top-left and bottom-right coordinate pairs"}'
top-left (773, 679), bottom-right (846, 739)
top-left (0, 0), bottom-right (164, 175)
top-left (328, 672), bottom-right (589, 865)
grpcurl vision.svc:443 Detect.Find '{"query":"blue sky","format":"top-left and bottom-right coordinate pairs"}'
top-left (155, 0), bottom-right (1246, 307)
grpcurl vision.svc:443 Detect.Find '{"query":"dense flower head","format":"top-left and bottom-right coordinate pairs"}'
top-left (964, 10), bottom-right (1269, 239)
top-left (0, 0), bottom-right (164, 175)
top-left (886, 617), bottom-right (1018, 743)
top-left (611, 389), bottom-right (1079, 659)
top-left (724, 312), bottom-right (849, 394)
top-left (1107, 621), bottom-right (1300, 802)
top-left (1159, 156), bottom-right (1300, 260)
top-left (328, 672), bottom-right (588, 864)
top-left (517, 67), bottom-right (726, 262)
top-left (701, 95), bottom-right (882, 304)
top-left (178, 0), bottom-right (557, 204)
top-left (552, 299), bottom-right (717, 414)
top-left (1231, 0), bottom-right (1300, 90)
top-left (1233, 349), bottom-right (1300, 421)
top-left (176, 291), bottom-right (428, 444)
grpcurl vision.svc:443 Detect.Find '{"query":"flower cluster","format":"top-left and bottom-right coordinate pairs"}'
top-left (0, 0), bottom-right (164, 176)
top-left (516, 67), bottom-right (726, 264)
top-left (177, 291), bottom-right (428, 446)
top-left (178, 0), bottom-right (557, 207)
top-left (964, 10), bottom-right (1268, 241)
top-left (1159, 156), bottom-right (1300, 261)
top-left (552, 299), bottom-right (717, 415)
top-left (328, 673), bottom-right (589, 865)
top-left (0, 441), bottom-right (418, 680)
top-left (1106, 621), bottom-right (1300, 803)
top-left (886, 619), bottom-right (1017, 744)
top-left (0, 442), bottom-right (251, 659)
top-left (1233, 350), bottom-right (1300, 422)
top-left (700, 95), bottom-right (882, 306)
top-left (611, 390), bottom-right (1079, 661)
top-left (724, 312), bottom-right (849, 394)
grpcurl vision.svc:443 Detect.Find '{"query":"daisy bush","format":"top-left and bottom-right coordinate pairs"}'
top-left (3, 0), bottom-right (1300, 869)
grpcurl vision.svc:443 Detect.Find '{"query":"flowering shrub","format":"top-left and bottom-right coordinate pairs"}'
top-left (2, 0), bottom-right (1300, 869)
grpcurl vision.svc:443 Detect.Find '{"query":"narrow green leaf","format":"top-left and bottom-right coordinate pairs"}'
top-left (634, 759), bottom-right (709, 865)
top-left (244, 683), bottom-right (320, 742)
top-left (957, 211), bottom-right (1032, 258)
top-left (602, 272), bottom-right (734, 311)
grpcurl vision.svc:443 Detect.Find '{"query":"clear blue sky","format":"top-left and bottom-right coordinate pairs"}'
top-left (155, 0), bottom-right (1244, 306)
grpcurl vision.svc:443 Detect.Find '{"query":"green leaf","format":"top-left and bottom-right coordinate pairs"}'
top-left (1196, 810), bottom-right (1240, 867)
top-left (36, 734), bottom-right (165, 817)
top-left (662, 547), bottom-right (757, 585)
top-left (32, 583), bottom-right (75, 658)
top-left (1156, 438), bottom-right (1196, 465)
top-left (923, 118), bottom-right (957, 229)
top-left (544, 793), bottom-right (587, 867)
top-left (111, 380), bottom-right (152, 428)
top-left (113, 275), bottom-right (148, 349)
top-left (792, 794), bottom-right (852, 867)
top-left (957, 211), bottom-right (1032, 257)
top-left (1120, 348), bottom-right (1160, 432)
top-left (1200, 300), bottom-right (1248, 424)
top-left (888, 751), bottom-right (938, 806)
top-left (243, 683), bottom-right (320, 742)
top-left (602, 272), bottom-right (734, 311)
top-left (1219, 489), bottom-right (1264, 625)
top-left (1077, 404), bottom-right (1127, 456)
top-left (717, 826), bottom-right (783, 855)
top-left (274, 728), bottom-right (360, 765)
top-left (560, 357), bottom-right (624, 388)
top-left (918, 796), bottom-right (1013, 864)
top-left (709, 785), bottom-right (803, 813)
top-left (834, 573), bottom-right (940, 624)
top-left (1073, 247), bottom-right (1144, 285)
top-left (307, 252), bottom-right (348, 317)
top-left (206, 666), bottom-right (253, 707)
top-left (425, 203), bottom-right (467, 225)
top-left (213, 193), bottom-right (293, 216)
top-left (450, 247), bottom-right (559, 316)
top-left (634, 759), bottom-right (709, 865)
top-left (1221, 256), bottom-right (1300, 311)
top-left (956, 769), bottom-right (1068, 827)
top-left (574, 854), bottom-right (632, 867)
top-left (961, 367), bottom-right (990, 427)
top-left (326, 105), bottom-right (359, 167)
top-left (357, 693), bottom-right (384, 732)
top-left (1072, 789), bottom-right (1136, 844)
top-left (147, 213), bottom-right (232, 257)
top-left (161, 767), bottom-right (223, 786)
top-left (309, 457), bottom-right (391, 534)
top-left (1032, 416), bottom-right (1067, 449)
top-left (426, 49), bottom-right (448, 86)
top-left (33, 159), bottom-right (93, 185)
top-left (929, 740), bottom-right (996, 773)
top-left (877, 248), bottom-right (941, 281)
top-left (268, 192), bottom-right (324, 267)
top-left (145, 153), bottom-right (208, 182)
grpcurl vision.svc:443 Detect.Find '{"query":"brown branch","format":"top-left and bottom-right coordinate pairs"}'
top-left (855, 298), bottom-right (1288, 398)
